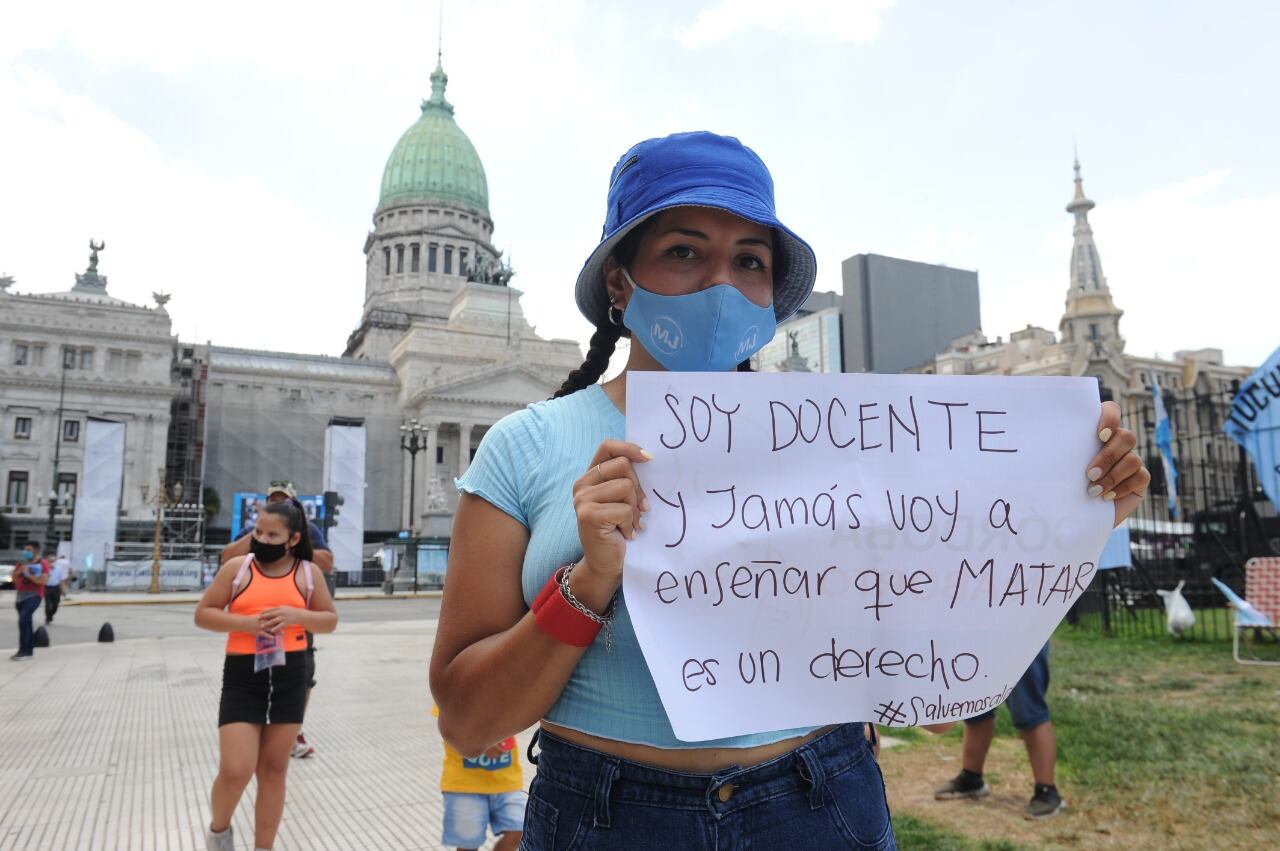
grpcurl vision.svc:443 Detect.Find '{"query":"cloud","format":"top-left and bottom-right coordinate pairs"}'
top-left (0, 62), bottom-right (357, 354)
top-left (1088, 169), bottom-right (1278, 366)
top-left (0, 0), bottom-right (598, 356)
top-left (678, 0), bottom-right (895, 48)
top-left (992, 170), bottom-right (1279, 367)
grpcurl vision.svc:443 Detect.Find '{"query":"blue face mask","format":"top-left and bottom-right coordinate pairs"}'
top-left (621, 269), bottom-right (776, 372)
top-left (20, 549), bottom-right (34, 561)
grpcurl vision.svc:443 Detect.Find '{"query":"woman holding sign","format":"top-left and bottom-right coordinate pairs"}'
top-left (430, 132), bottom-right (1149, 850)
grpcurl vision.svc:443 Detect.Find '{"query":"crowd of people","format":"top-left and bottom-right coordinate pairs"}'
top-left (9, 130), bottom-right (1149, 851)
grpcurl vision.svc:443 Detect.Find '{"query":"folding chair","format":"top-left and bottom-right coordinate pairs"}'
top-left (1210, 557), bottom-right (1280, 666)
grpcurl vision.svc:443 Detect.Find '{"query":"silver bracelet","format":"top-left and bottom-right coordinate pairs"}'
top-left (559, 562), bottom-right (618, 653)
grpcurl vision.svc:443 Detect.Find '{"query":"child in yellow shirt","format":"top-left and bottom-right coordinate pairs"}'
top-left (433, 706), bottom-right (526, 850)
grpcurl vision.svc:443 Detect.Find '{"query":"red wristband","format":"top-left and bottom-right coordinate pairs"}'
top-left (533, 567), bottom-right (601, 647)
top-left (530, 567), bottom-right (563, 614)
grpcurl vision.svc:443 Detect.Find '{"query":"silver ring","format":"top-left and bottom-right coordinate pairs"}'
top-left (595, 463), bottom-right (605, 483)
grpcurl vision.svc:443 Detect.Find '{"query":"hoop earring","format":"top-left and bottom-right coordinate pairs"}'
top-left (607, 302), bottom-right (624, 327)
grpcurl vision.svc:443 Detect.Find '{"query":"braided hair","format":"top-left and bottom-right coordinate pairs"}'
top-left (553, 323), bottom-right (624, 399)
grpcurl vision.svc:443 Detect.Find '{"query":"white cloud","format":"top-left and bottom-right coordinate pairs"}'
top-left (0, 0), bottom-right (599, 356)
top-left (678, 0), bottom-right (895, 48)
top-left (1089, 169), bottom-right (1279, 366)
top-left (0, 62), bottom-right (357, 354)
top-left (980, 170), bottom-right (1279, 367)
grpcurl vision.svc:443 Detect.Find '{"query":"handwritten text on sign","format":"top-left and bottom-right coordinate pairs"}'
top-left (623, 372), bottom-right (1112, 742)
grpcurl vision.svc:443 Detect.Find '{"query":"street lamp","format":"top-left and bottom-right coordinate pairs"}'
top-left (44, 348), bottom-right (71, 547)
top-left (147, 469), bottom-right (183, 594)
top-left (400, 419), bottom-right (427, 535)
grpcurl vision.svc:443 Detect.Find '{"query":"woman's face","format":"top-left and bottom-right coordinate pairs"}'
top-left (252, 513), bottom-right (300, 550)
top-left (606, 207), bottom-right (775, 310)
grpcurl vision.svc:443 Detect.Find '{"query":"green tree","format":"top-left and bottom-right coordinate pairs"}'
top-left (202, 487), bottom-right (221, 521)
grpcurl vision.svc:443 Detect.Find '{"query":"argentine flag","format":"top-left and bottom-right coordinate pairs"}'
top-left (1225, 343), bottom-right (1280, 511)
top-left (1152, 380), bottom-right (1179, 519)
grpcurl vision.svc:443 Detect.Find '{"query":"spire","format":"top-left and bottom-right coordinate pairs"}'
top-left (1058, 151), bottom-right (1124, 356)
top-left (423, 1), bottom-right (453, 114)
top-left (1065, 155), bottom-right (1103, 292)
top-left (1067, 152), bottom-right (1095, 215)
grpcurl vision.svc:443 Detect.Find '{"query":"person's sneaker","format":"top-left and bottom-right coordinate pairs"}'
top-left (10, 653), bottom-right (33, 662)
top-left (934, 770), bottom-right (990, 800)
top-left (1025, 784), bottom-right (1066, 819)
top-left (205, 824), bottom-right (235, 851)
top-left (291, 732), bottom-right (315, 759)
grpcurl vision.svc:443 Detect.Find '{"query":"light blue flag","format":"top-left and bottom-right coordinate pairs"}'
top-left (1152, 380), bottom-right (1179, 519)
top-left (1097, 523), bottom-right (1132, 570)
top-left (1226, 343), bottom-right (1280, 511)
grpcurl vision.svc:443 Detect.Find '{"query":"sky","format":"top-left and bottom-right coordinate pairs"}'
top-left (2, 0), bottom-right (1277, 367)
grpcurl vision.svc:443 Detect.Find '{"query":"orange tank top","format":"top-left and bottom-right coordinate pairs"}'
top-left (225, 556), bottom-right (311, 655)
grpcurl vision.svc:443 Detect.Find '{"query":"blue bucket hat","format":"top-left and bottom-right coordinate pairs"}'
top-left (575, 131), bottom-right (817, 329)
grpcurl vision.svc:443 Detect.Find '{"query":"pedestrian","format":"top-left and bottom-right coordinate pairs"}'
top-left (44, 551), bottom-right (70, 624)
top-left (932, 642), bottom-right (1065, 818)
top-left (433, 706), bottom-right (526, 851)
top-left (429, 131), bottom-right (1151, 850)
top-left (11, 541), bottom-right (49, 661)
top-left (196, 497), bottom-right (337, 851)
top-left (221, 481), bottom-right (333, 760)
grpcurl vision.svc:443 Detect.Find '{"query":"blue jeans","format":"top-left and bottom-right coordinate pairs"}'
top-left (520, 724), bottom-right (896, 850)
top-left (15, 594), bottom-right (41, 655)
top-left (443, 790), bottom-right (528, 847)
top-left (967, 642), bottom-right (1051, 731)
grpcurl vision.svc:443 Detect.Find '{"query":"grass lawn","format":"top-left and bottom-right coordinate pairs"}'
top-left (882, 623), bottom-right (1280, 850)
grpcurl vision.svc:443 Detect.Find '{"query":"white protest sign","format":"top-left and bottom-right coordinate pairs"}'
top-left (624, 372), bottom-right (1113, 741)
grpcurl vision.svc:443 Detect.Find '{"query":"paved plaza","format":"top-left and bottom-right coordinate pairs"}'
top-left (1, 594), bottom-right (532, 851)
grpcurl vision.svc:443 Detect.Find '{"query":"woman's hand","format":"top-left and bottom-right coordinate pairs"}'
top-left (258, 606), bottom-right (305, 635)
top-left (571, 440), bottom-right (653, 598)
top-left (1088, 401), bottom-right (1151, 527)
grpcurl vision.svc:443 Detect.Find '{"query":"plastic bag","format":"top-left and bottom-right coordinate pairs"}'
top-left (1156, 579), bottom-right (1196, 636)
top-left (254, 632), bottom-right (286, 672)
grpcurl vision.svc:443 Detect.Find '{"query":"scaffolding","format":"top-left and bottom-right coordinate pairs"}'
top-left (161, 343), bottom-right (208, 552)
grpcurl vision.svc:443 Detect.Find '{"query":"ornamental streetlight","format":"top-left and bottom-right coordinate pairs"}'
top-left (145, 469), bottom-right (183, 594)
top-left (399, 420), bottom-right (427, 535)
top-left (44, 347), bottom-right (71, 548)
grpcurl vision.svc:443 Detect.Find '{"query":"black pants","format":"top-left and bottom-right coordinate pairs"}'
top-left (44, 587), bottom-right (61, 623)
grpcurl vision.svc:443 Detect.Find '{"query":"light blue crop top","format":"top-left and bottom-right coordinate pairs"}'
top-left (456, 383), bottom-right (817, 749)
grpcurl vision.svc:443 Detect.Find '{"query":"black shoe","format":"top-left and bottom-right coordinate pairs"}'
top-left (934, 770), bottom-right (990, 800)
top-left (1025, 784), bottom-right (1066, 819)
top-left (10, 653), bottom-right (33, 661)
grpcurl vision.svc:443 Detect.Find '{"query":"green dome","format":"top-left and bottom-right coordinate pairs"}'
top-left (378, 60), bottom-right (489, 217)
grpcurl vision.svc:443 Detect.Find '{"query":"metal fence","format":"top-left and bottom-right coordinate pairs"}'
top-left (1068, 382), bottom-right (1280, 641)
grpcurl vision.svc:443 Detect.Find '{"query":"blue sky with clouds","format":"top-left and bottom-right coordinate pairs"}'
top-left (2, 1), bottom-right (1276, 365)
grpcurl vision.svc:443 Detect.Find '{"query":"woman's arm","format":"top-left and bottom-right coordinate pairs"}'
top-left (428, 494), bottom-right (592, 757)
top-left (430, 437), bottom-right (649, 757)
top-left (194, 557), bottom-right (265, 636)
top-left (219, 533), bottom-right (251, 566)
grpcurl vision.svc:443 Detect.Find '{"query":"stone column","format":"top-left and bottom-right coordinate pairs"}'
top-left (424, 421), bottom-right (439, 504)
top-left (458, 421), bottom-right (473, 477)
top-left (416, 421), bottom-right (435, 523)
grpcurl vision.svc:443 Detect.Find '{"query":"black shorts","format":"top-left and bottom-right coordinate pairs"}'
top-left (218, 651), bottom-right (310, 727)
